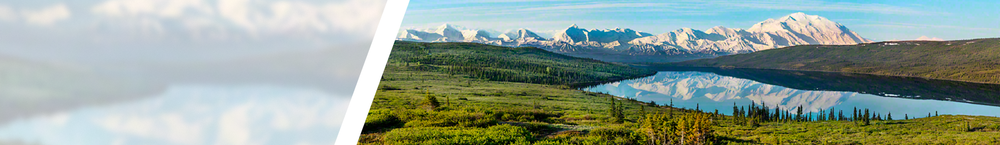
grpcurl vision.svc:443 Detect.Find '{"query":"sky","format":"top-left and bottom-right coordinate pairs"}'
top-left (400, 0), bottom-right (1000, 41)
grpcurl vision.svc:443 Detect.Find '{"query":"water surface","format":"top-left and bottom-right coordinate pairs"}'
top-left (583, 68), bottom-right (1000, 119)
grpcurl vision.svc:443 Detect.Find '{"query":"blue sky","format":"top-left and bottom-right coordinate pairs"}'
top-left (401, 0), bottom-right (1000, 41)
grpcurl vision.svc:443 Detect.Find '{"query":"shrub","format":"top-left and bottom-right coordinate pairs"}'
top-left (379, 84), bottom-right (402, 91)
top-left (382, 124), bottom-right (532, 145)
top-left (515, 121), bottom-right (557, 134)
top-left (402, 111), bottom-right (497, 128)
top-left (363, 109), bottom-right (402, 132)
top-left (640, 113), bottom-right (678, 144)
top-left (987, 124), bottom-right (1000, 131)
top-left (488, 109), bottom-right (562, 123)
top-left (589, 126), bottom-right (642, 144)
top-left (423, 92), bottom-right (440, 109)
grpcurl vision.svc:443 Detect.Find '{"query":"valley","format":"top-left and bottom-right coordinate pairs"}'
top-left (359, 41), bottom-right (1000, 144)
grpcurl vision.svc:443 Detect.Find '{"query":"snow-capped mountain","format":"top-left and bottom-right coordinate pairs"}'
top-left (396, 12), bottom-right (872, 62)
top-left (498, 28), bottom-right (545, 41)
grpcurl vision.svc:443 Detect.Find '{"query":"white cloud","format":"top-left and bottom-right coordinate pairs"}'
top-left (98, 114), bottom-right (205, 145)
top-left (517, 2), bottom-right (670, 11)
top-left (0, 5), bottom-right (16, 21)
top-left (92, 0), bottom-right (214, 17)
top-left (716, 0), bottom-right (933, 15)
top-left (89, 0), bottom-right (386, 40)
top-left (216, 103), bottom-right (254, 145)
top-left (21, 4), bottom-right (71, 25)
top-left (915, 36), bottom-right (944, 41)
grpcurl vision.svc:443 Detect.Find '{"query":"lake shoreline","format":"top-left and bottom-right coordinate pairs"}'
top-left (632, 64), bottom-right (1000, 85)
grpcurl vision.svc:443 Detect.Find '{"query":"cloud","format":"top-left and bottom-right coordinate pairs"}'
top-left (90, 0), bottom-right (386, 40)
top-left (91, 0), bottom-right (214, 17)
top-left (715, 0), bottom-right (933, 15)
top-left (858, 21), bottom-right (1000, 32)
top-left (0, 5), bottom-right (16, 21)
top-left (915, 36), bottom-right (944, 41)
top-left (99, 114), bottom-right (206, 145)
top-left (517, 2), bottom-right (670, 11)
top-left (216, 104), bottom-right (253, 145)
top-left (21, 4), bottom-right (71, 25)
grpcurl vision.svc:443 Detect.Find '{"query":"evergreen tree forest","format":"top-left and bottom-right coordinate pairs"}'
top-left (388, 41), bottom-right (655, 86)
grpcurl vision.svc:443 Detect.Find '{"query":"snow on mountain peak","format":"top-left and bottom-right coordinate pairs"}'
top-left (499, 28), bottom-right (544, 41)
top-left (552, 25), bottom-right (653, 44)
top-left (397, 12), bottom-right (873, 61)
top-left (747, 12), bottom-right (871, 44)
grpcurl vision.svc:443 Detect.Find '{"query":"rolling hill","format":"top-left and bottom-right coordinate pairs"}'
top-left (386, 41), bottom-right (655, 86)
top-left (669, 38), bottom-right (1000, 84)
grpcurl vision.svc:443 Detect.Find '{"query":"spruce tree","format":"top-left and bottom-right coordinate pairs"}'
top-left (423, 90), bottom-right (440, 109)
top-left (839, 110), bottom-right (844, 121)
top-left (797, 105), bottom-right (804, 121)
top-left (864, 109), bottom-right (870, 125)
top-left (853, 107), bottom-right (858, 121)
top-left (887, 112), bottom-right (892, 120)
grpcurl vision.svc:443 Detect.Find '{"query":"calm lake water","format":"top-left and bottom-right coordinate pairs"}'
top-left (582, 67), bottom-right (1000, 119)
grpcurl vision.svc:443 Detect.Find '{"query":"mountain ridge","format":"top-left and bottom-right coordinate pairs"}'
top-left (397, 12), bottom-right (873, 62)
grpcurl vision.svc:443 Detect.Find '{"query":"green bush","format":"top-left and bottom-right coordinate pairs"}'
top-left (987, 124), bottom-right (1000, 131)
top-left (402, 110), bottom-right (497, 128)
top-left (488, 109), bottom-right (562, 123)
top-left (363, 109), bottom-right (402, 132)
top-left (515, 121), bottom-right (557, 134)
top-left (589, 126), bottom-right (642, 144)
top-left (382, 124), bottom-right (533, 145)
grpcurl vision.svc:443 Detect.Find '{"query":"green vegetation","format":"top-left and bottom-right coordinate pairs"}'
top-left (388, 41), bottom-right (654, 86)
top-left (360, 41), bottom-right (1000, 144)
top-left (670, 38), bottom-right (1000, 84)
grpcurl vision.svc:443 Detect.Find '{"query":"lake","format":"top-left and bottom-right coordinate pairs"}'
top-left (582, 67), bottom-right (1000, 120)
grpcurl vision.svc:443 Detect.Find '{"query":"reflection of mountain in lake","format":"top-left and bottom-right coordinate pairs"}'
top-left (647, 67), bottom-right (1000, 107)
top-left (0, 56), bottom-right (165, 123)
top-left (592, 71), bottom-right (855, 112)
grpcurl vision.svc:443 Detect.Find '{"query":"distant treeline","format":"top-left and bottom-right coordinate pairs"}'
top-left (670, 38), bottom-right (1000, 84)
top-left (388, 41), bottom-right (655, 86)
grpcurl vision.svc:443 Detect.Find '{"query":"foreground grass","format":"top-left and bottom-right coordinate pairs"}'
top-left (360, 41), bottom-right (1000, 144)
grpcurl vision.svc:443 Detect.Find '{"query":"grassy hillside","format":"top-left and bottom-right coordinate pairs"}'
top-left (360, 41), bottom-right (1000, 144)
top-left (387, 41), bottom-right (655, 86)
top-left (670, 38), bottom-right (1000, 84)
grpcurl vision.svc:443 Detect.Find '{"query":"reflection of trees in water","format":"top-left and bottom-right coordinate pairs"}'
top-left (649, 67), bottom-right (1000, 107)
top-left (607, 71), bottom-right (854, 113)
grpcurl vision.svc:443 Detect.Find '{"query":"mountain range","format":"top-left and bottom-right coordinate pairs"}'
top-left (397, 12), bottom-right (872, 62)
